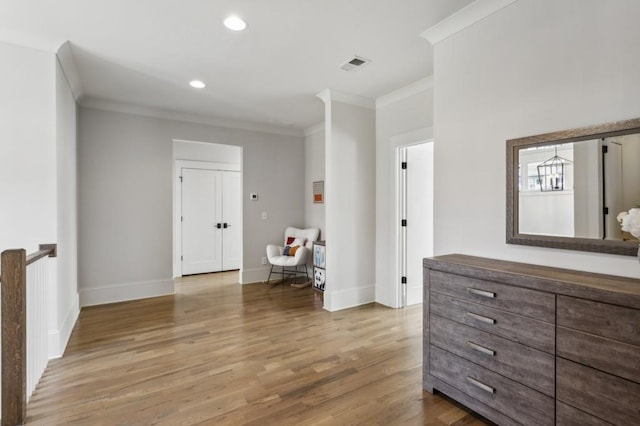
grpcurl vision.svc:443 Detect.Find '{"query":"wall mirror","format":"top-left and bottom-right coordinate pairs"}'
top-left (506, 117), bottom-right (640, 256)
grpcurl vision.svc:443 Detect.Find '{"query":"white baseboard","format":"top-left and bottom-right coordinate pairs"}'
top-left (407, 285), bottom-right (424, 307)
top-left (80, 278), bottom-right (175, 307)
top-left (323, 285), bottom-right (375, 312)
top-left (374, 284), bottom-right (398, 309)
top-left (240, 266), bottom-right (271, 284)
top-left (375, 298), bottom-right (398, 309)
top-left (48, 293), bottom-right (80, 359)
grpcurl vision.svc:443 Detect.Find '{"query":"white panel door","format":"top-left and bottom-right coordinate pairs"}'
top-left (222, 171), bottom-right (241, 270)
top-left (182, 168), bottom-right (222, 274)
top-left (405, 143), bottom-right (434, 306)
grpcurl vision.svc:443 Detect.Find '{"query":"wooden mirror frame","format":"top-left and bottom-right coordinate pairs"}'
top-left (506, 117), bottom-right (640, 256)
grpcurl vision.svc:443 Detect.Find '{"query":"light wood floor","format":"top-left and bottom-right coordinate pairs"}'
top-left (26, 273), bottom-right (486, 425)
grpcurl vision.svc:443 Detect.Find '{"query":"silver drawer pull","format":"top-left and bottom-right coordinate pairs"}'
top-left (467, 341), bottom-right (496, 356)
top-left (468, 288), bottom-right (496, 298)
top-left (466, 312), bottom-right (496, 324)
top-left (467, 376), bottom-right (495, 394)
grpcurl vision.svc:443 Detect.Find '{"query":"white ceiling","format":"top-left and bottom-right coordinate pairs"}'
top-left (0, 0), bottom-right (473, 131)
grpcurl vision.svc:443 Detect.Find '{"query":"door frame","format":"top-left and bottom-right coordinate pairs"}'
top-left (602, 139), bottom-right (623, 240)
top-left (173, 159), bottom-right (241, 278)
top-left (389, 127), bottom-right (433, 308)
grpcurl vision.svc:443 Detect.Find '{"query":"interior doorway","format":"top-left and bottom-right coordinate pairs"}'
top-left (398, 141), bottom-right (434, 307)
top-left (172, 140), bottom-right (242, 278)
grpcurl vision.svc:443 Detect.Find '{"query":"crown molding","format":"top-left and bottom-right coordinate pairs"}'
top-left (0, 30), bottom-right (60, 53)
top-left (304, 122), bottom-right (324, 137)
top-left (376, 75), bottom-right (434, 108)
top-left (332, 90), bottom-right (375, 109)
top-left (80, 97), bottom-right (305, 137)
top-left (420, 0), bottom-right (519, 45)
top-left (315, 88), bottom-right (375, 109)
top-left (56, 41), bottom-right (83, 101)
top-left (0, 37), bottom-right (84, 101)
top-left (316, 89), bottom-right (331, 104)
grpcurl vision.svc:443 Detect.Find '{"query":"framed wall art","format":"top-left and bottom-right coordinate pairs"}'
top-left (313, 180), bottom-right (324, 204)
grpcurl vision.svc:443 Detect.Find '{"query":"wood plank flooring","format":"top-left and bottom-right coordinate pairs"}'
top-left (26, 273), bottom-right (486, 425)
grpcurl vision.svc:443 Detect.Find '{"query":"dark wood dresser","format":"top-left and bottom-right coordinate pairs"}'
top-left (423, 254), bottom-right (640, 426)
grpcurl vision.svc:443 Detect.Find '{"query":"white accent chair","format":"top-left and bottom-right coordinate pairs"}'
top-left (266, 227), bottom-right (320, 286)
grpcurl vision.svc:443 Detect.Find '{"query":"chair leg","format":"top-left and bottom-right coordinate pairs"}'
top-left (291, 264), bottom-right (311, 288)
top-left (266, 264), bottom-right (274, 285)
top-left (271, 265), bottom-right (312, 288)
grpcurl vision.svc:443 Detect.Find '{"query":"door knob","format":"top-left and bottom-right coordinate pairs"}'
top-left (223, 223), bottom-right (230, 228)
top-left (216, 223), bottom-right (222, 229)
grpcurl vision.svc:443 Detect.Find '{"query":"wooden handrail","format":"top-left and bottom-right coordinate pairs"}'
top-left (1, 243), bottom-right (56, 426)
top-left (26, 244), bottom-right (56, 266)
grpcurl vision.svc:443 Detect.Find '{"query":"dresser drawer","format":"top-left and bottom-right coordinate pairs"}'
top-left (430, 346), bottom-right (554, 426)
top-left (430, 315), bottom-right (554, 396)
top-left (556, 401), bottom-right (612, 426)
top-left (557, 326), bottom-right (640, 383)
top-left (557, 358), bottom-right (640, 426)
top-left (430, 291), bottom-right (555, 353)
top-left (557, 295), bottom-right (640, 346)
top-left (429, 270), bottom-right (554, 322)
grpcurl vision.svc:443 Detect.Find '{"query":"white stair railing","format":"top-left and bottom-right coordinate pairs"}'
top-left (1, 244), bottom-right (56, 426)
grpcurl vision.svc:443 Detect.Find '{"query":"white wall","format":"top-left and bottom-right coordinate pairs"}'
top-left (0, 41), bottom-right (55, 405)
top-left (0, 42), bottom-right (57, 253)
top-left (0, 41), bottom-right (79, 359)
top-left (78, 106), bottom-right (305, 305)
top-left (321, 95), bottom-right (376, 311)
top-left (432, 0), bottom-right (640, 277)
top-left (519, 191), bottom-right (574, 237)
top-left (304, 127), bottom-right (325, 237)
top-left (375, 87), bottom-right (433, 307)
top-left (54, 56), bottom-right (79, 356)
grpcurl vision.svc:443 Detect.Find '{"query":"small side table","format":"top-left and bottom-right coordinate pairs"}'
top-left (312, 241), bottom-right (326, 292)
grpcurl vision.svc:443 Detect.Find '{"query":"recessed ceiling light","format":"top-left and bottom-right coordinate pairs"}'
top-left (224, 15), bottom-right (247, 31)
top-left (189, 80), bottom-right (206, 89)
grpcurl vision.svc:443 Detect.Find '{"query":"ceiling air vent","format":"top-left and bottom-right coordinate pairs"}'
top-left (340, 55), bottom-right (371, 72)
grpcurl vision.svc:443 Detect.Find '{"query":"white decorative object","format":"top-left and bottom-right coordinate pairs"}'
top-left (617, 207), bottom-right (640, 262)
top-left (617, 208), bottom-right (640, 238)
